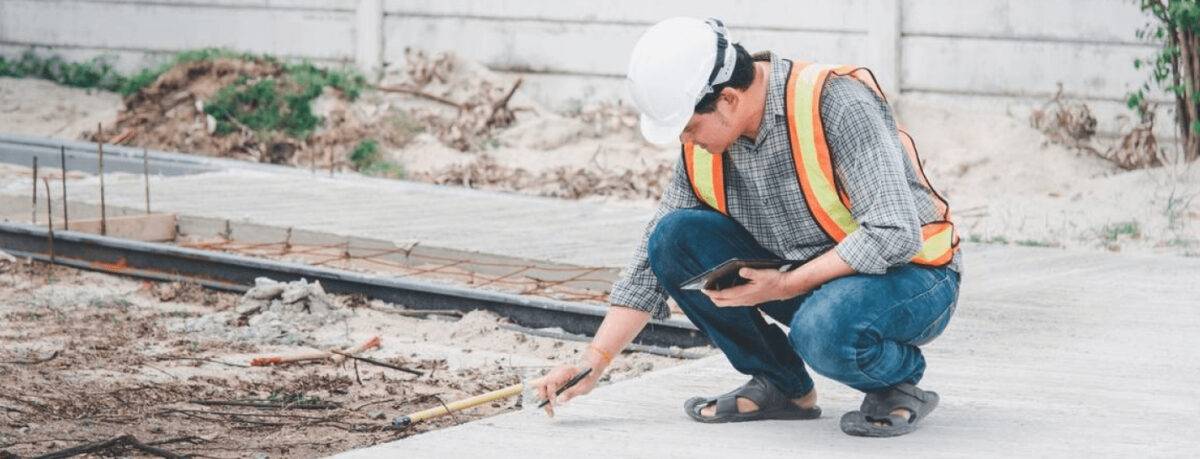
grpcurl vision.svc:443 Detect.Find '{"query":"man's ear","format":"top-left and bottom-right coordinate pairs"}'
top-left (718, 87), bottom-right (740, 114)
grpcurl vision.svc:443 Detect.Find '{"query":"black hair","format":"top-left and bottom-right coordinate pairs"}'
top-left (693, 43), bottom-right (757, 114)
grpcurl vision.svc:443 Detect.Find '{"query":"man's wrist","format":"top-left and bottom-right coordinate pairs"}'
top-left (780, 269), bottom-right (811, 300)
top-left (583, 344), bottom-right (615, 371)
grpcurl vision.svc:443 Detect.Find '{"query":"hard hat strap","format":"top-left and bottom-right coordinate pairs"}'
top-left (701, 18), bottom-right (738, 100)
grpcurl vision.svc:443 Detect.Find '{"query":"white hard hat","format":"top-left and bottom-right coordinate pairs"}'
top-left (627, 17), bottom-right (737, 145)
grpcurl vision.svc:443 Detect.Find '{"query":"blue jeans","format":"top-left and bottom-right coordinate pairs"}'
top-left (648, 209), bottom-right (959, 397)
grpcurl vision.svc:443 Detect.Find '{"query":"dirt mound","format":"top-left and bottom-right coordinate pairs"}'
top-left (56, 49), bottom-right (675, 201)
top-left (82, 57), bottom-right (411, 169)
top-left (85, 58), bottom-right (281, 160)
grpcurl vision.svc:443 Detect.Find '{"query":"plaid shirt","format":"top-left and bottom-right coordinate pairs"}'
top-left (610, 52), bottom-right (962, 320)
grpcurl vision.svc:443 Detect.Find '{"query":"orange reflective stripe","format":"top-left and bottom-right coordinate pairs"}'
top-left (683, 142), bottom-right (700, 199)
top-left (789, 62), bottom-right (957, 267)
top-left (787, 62), bottom-right (856, 241)
top-left (710, 150), bottom-right (727, 214)
top-left (682, 141), bottom-right (727, 214)
top-left (913, 223), bottom-right (956, 266)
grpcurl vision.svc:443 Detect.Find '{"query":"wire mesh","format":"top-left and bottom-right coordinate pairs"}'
top-left (178, 238), bottom-right (614, 304)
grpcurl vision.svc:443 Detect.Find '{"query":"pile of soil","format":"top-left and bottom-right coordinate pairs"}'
top-left (80, 57), bottom-right (414, 169)
top-left (59, 50), bottom-right (676, 202)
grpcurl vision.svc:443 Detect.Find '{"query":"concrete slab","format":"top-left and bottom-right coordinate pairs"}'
top-left (0, 169), bottom-right (655, 268)
top-left (336, 245), bottom-right (1200, 458)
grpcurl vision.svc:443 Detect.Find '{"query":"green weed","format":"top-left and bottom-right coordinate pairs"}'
top-left (0, 50), bottom-right (125, 92)
top-left (349, 139), bottom-right (404, 178)
top-left (1100, 221), bottom-right (1141, 242)
top-left (1015, 239), bottom-right (1059, 248)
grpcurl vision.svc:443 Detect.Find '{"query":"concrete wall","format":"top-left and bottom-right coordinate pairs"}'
top-left (0, 1), bottom-right (358, 69)
top-left (0, 0), bottom-right (1161, 133)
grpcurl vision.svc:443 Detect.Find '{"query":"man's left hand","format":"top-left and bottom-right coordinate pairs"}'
top-left (702, 267), bottom-right (801, 307)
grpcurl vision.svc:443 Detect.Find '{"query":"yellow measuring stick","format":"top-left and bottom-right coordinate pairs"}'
top-left (392, 383), bottom-right (524, 428)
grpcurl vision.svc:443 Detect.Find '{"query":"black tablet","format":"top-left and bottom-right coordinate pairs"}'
top-left (680, 258), bottom-right (801, 291)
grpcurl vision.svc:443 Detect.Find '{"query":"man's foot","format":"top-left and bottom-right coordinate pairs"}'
top-left (697, 387), bottom-right (817, 417)
top-left (684, 375), bottom-right (822, 423)
top-left (840, 383), bottom-right (938, 437)
top-left (872, 408), bottom-right (912, 427)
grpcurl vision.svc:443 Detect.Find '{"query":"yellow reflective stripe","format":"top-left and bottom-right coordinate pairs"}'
top-left (914, 225), bottom-right (954, 262)
top-left (793, 64), bottom-right (860, 236)
top-left (692, 146), bottom-right (720, 209)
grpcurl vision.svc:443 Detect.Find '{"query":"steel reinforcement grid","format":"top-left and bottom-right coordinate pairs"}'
top-left (0, 222), bottom-right (707, 348)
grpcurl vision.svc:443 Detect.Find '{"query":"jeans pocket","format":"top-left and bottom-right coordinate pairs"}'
top-left (909, 301), bottom-right (956, 347)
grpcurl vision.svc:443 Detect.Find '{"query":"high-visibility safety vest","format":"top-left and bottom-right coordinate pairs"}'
top-left (682, 62), bottom-right (958, 267)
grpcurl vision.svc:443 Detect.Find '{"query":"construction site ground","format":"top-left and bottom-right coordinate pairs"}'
top-left (1, 143), bottom-right (1198, 457)
top-left (339, 243), bottom-right (1200, 458)
top-left (0, 136), bottom-right (705, 458)
top-left (2, 52), bottom-right (1199, 457)
top-left (0, 258), bottom-right (684, 458)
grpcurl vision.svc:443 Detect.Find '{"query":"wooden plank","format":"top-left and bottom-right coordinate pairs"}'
top-left (0, 0), bottom-right (356, 60)
top-left (383, 0), bottom-right (870, 32)
top-left (45, 213), bottom-right (177, 242)
top-left (383, 16), bottom-right (869, 77)
top-left (902, 0), bottom-right (1152, 45)
top-left (900, 36), bottom-right (1149, 101)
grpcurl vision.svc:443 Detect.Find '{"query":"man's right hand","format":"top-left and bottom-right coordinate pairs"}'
top-left (532, 362), bottom-right (603, 417)
top-left (532, 305), bottom-right (651, 417)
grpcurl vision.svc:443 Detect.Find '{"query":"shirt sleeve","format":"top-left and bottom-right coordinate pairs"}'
top-left (608, 154), bottom-right (700, 319)
top-left (821, 77), bottom-right (923, 274)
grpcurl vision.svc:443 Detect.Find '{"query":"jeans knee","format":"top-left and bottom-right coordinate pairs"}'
top-left (789, 300), bottom-right (866, 376)
top-left (648, 209), bottom-right (718, 274)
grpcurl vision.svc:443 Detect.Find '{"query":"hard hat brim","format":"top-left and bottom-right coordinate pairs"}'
top-left (639, 110), bottom-right (691, 145)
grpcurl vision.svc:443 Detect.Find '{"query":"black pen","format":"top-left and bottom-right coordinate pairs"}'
top-left (537, 367), bottom-right (593, 408)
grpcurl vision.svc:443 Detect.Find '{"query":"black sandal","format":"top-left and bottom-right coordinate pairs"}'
top-left (840, 383), bottom-right (939, 437)
top-left (684, 375), bottom-right (822, 423)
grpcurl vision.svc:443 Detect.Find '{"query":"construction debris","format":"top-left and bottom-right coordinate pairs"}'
top-left (378, 49), bottom-right (524, 151)
top-left (250, 335), bottom-right (382, 367)
top-left (82, 56), bottom-right (413, 172)
top-left (0, 261), bottom-right (692, 458)
top-left (1031, 83), bottom-right (1162, 170)
top-left (174, 277), bottom-right (351, 346)
top-left (54, 49), bottom-right (677, 202)
top-left (414, 155), bottom-right (674, 200)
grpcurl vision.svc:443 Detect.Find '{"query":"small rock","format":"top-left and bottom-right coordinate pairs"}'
top-left (281, 282), bottom-right (311, 304)
top-left (244, 278), bottom-right (286, 300)
top-left (368, 411), bottom-right (386, 420)
top-left (235, 299), bottom-right (266, 316)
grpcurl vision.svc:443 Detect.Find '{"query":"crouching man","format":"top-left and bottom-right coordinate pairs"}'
top-left (534, 17), bottom-right (961, 437)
